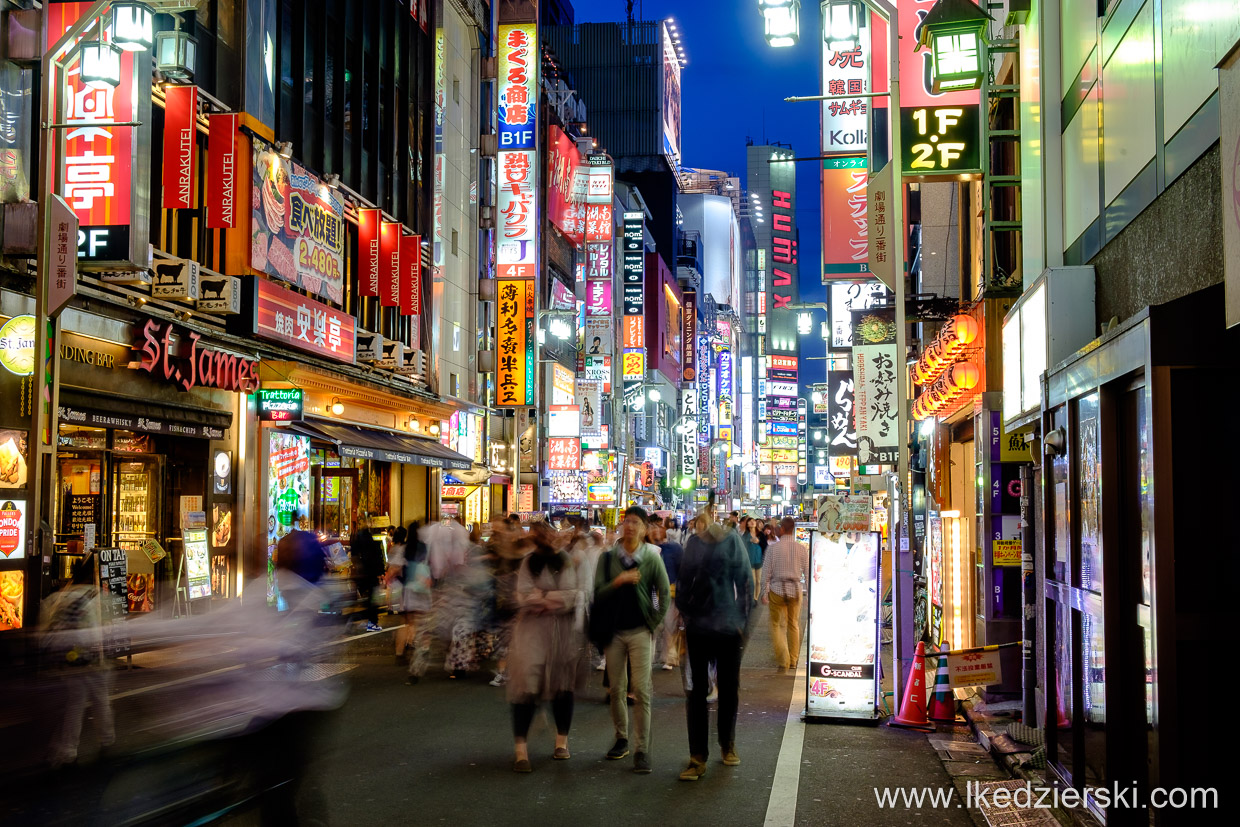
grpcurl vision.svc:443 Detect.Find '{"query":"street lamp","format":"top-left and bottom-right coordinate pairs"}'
top-left (647, 388), bottom-right (661, 403)
top-left (824, 0), bottom-right (864, 52)
top-left (156, 17), bottom-right (198, 81)
top-left (758, 0), bottom-right (801, 48)
top-left (918, 0), bottom-right (992, 93)
top-left (110, 1), bottom-right (156, 51)
top-left (77, 40), bottom-right (123, 87)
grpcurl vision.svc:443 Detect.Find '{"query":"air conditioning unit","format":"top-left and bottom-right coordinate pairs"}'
top-left (478, 279), bottom-right (497, 302)
top-left (481, 55), bottom-right (497, 80)
top-left (479, 134), bottom-right (498, 158)
top-left (478, 349), bottom-right (495, 373)
top-left (479, 204), bottom-right (495, 229)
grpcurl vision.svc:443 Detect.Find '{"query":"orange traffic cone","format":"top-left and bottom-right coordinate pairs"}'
top-left (928, 641), bottom-right (956, 722)
top-left (889, 641), bottom-right (935, 731)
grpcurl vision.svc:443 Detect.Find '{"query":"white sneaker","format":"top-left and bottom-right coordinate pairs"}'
top-left (661, 663), bottom-right (676, 671)
top-left (596, 660), bottom-right (606, 671)
top-left (489, 673), bottom-right (507, 687)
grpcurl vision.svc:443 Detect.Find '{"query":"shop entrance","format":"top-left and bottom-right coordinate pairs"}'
top-left (311, 463), bottom-right (358, 543)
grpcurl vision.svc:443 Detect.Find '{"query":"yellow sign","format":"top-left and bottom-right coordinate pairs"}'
top-left (0, 316), bottom-right (36, 377)
top-left (993, 539), bottom-right (1021, 566)
top-left (622, 350), bottom-right (644, 380)
top-left (496, 280), bottom-right (532, 406)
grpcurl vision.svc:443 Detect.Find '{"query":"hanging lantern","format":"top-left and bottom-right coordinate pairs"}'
top-left (759, 0), bottom-right (801, 48)
top-left (950, 361), bottom-right (981, 391)
top-left (156, 19), bottom-right (198, 81)
top-left (917, 0), bottom-right (993, 94)
top-left (951, 313), bottom-right (979, 346)
top-left (110, 1), bottom-right (155, 52)
top-left (824, 0), bottom-right (864, 52)
top-left (77, 40), bottom-right (123, 88)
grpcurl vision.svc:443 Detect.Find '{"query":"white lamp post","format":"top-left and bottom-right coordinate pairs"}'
top-left (759, 0), bottom-right (802, 47)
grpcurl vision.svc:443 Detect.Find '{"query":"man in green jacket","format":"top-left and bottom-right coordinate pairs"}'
top-left (594, 505), bottom-right (670, 774)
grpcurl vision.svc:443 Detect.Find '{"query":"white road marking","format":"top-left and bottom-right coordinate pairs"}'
top-left (763, 661), bottom-right (808, 827)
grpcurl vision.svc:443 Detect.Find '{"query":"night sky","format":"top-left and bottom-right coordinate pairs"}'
top-left (577, 0), bottom-right (824, 285)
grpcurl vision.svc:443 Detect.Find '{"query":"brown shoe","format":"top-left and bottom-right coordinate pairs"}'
top-left (553, 747), bottom-right (571, 760)
top-left (512, 758), bottom-right (532, 773)
top-left (722, 745), bottom-right (740, 766)
top-left (679, 757), bottom-right (707, 781)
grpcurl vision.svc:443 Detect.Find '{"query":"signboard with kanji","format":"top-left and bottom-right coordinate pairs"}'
top-left (495, 279), bottom-right (534, 406)
top-left (253, 278), bottom-right (356, 363)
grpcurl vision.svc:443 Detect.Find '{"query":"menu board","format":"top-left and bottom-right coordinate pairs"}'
top-left (806, 531), bottom-right (882, 720)
top-left (62, 493), bottom-right (102, 536)
top-left (183, 528), bottom-right (211, 600)
top-left (97, 547), bottom-right (130, 655)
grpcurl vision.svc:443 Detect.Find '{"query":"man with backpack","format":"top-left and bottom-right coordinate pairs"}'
top-left (674, 508), bottom-right (753, 781)
top-left (592, 506), bottom-right (669, 774)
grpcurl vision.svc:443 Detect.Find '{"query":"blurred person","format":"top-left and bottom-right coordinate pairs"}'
top-left (349, 522), bottom-right (385, 632)
top-left (42, 557), bottom-right (113, 767)
top-left (386, 522), bottom-right (434, 675)
top-left (649, 516), bottom-right (683, 671)
top-left (745, 519), bottom-right (765, 601)
top-left (506, 522), bottom-right (588, 772)
top-left (761, 517), bottom-right (810, 670)
top-left (676, 506), bottom-right (753, 780)
top-left (483, 520), bottom-right (526, 687)
top-left (442, 523), bottom-right (494, 678)
top-left (422, 515), bottom-right (471, 580)
top-left (593, 506), bottom-right (669, 774)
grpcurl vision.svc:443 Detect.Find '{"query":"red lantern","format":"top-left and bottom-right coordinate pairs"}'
top-left (950, 361), bottom-right (980, 391)
top-left (952, 314), bottom-right (979, 346)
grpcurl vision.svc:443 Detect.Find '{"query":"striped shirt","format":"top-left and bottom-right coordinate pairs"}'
top-left (760, 536), bottom-right (808, 598)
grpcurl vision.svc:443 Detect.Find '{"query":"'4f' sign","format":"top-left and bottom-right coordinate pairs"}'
top-left (901, 105), bottom-right (981, 177)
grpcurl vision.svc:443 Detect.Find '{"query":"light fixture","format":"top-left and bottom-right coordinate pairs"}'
top-left (824, 0), bottom-right (864, 53)
top-left (275, 141), bottom-right (294, 159)
top-left (940, 510), bottom-right (961, 518)
top-left (155, 17), bottom-right (198, 81)
top-left (919, 0), bottom-right (993, 93)
top-left (919, 417), bottom-right (937, 437)
top-left (813, 430), bottom-right (824, 440)
top-left (429, 423), bottom-right (441, 436)
top-left (330, 398), bottom-right (344, 416)
top-left (759, 0), bottom-right (801, 47)
top-left (324, 173), bottom-right (341, 190)
top-left (548, 317), bottom-right (572, 340)
top-left (77, 41), bottom-right (123, 88)
top-left (110, 1), bottom-right (155, 52)
top-left (647, 388), bottom-right (661, 403)
top-left (409, 418), bottom-right (421, 431)
top-left (811, 390), bottom-right (824, 405)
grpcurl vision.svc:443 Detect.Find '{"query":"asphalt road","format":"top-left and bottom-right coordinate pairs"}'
top-left (275, 607), bottom-right (976, 827)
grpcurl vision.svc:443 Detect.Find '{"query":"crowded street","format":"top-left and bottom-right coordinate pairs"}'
top-left (1, 0), bottom-right (1237, 824)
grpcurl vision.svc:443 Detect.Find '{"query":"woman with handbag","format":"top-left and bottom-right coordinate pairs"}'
top-left (506, 521), bottom-right (587, 772)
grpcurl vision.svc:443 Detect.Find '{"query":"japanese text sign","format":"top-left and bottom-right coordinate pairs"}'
top-left (251, 145), bottom-right (346, 305)
top-left (498, 24), bottom-right (538, 150)
top-left (822, 161), bottom-right (869, 280)
top-left (821, 20), bottom-right (871, 156)
top-left (496, 279), bottom-right (534, 406)
top-left (852, 345), bottom-right (899, 464)
top-left (548, 437), bottom-right (581, 471)
top-left (900, 106), bottom-right (982, 179)
top-left (548, 125), bottom-right (584, 246)
top-left (253, 278), bottom-right (356, 363)
top-left (47, 195), bottom-right (79, 315)
top-left (498, 150), bottom-right (537, 279)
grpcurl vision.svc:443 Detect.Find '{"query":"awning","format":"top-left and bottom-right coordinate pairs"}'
top-left (286, 419), bottom-right (473, 470)
top-left (59, 387), bottom-right (233, 439)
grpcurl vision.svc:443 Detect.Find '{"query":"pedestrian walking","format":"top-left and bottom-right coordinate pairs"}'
top-left (42, 557), bottom-right (114, 767)
top-left (649, 516), bottom-right (683, 671)
top-left (591, 505), bottom-right (669, 774)
top-left (744, 519), bottom-right (764, 601)
top-left (386, 522), bottom-right (434, 677)
top-left (761, 517), bottom-right (810, 670)
top-left (349, 523), bottom-right (385, 632)
top-left (507, 522), bottom-right (588, 772)
top-left (675, 509), bottom-right (753, 781)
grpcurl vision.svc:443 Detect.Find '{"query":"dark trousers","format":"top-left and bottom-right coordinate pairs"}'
top-left (355, 580), bottom-right (378, 625)
top-left (685, 630), bottom-right (743, 760)
top-left (512, 692), bottom-right (574, 738)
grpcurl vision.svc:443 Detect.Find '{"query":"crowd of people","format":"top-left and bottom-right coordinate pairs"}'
top-left (351, 505), bottom-right (809, 781)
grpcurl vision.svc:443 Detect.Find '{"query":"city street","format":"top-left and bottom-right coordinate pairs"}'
top-left (260, 610), bottom-right (974, 827)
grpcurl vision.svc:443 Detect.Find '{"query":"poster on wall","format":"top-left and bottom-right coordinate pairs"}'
top-left (184, 528), bottom-right (212, 600)
top-left (266, 430), bottom-right (310, 598)
top-left (0, 429), bottom-right (28, 489)
top-left (0, 498), bottom-right (26, 559)
top-left (0, 570), bottom-right (22, 630)
top-left (852, 345), bottom-right (898, 465)
top-left (806, 531), bottom-right (881, 719)
top-left (251, 144), bottom-right (346, 305)
top-left (661, 21), bottom-right (682, 174)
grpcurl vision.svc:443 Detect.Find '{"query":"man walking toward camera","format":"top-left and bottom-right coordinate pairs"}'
top-left (593, 506), bottom-right (669, 774)
top-left (761, 517), bottom-right (809, 671)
